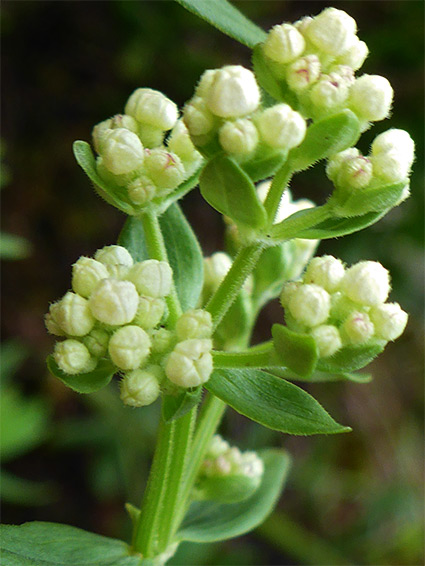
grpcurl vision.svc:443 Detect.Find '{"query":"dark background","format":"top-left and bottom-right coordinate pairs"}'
top-left (1, 2), bottom-right (424, 565)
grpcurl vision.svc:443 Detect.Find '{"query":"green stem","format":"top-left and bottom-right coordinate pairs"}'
top-left (213, 341), bottom-right (281, 369)
top-left (270, 204), bottom-right (331, 241)
top-left (263, 161), bottom-right (293, 226)
top-left (141, 210), bottom-right (182, 326)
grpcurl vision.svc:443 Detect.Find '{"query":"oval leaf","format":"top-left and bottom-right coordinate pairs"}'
top-left (178, 449), bottom-right (290, 542)
top-left (317, 343), bottom-right (386, 373)
top-left (242, 150), bottom-right (288, 183)
top-left (272, 323), bottom-right (318, 378)
top-left (162, 386), bottom-right (202, 423)
top-left (200, 154), bottom-right (267, 229)
top-left (331, 181), bottom-right (406, 217)
top-left (47, 355), bottom-right (115, 394)
top-left (117, 216), bottom-right (149, 262)
top-left (206, 369), bottom-right (350, 435)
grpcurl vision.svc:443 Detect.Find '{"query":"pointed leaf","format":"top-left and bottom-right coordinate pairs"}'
top-left (242, 150), bottom-right (288, 183)
top-left (317, 343), bottom-right (386, 373)
top-left (331, 181), bottom-right (406, 217)
top-left (206, 369), bottom-right (350, 435)
top-left (117, 216), bottom-right (149, 262)
top-left (162, 386), bottom-right (202, 423)
top-left (272, 323), bottom-right (318, 378)
top-left (178, 449), bottom-right (290, 542)
top-left (251, 45), bottom-right (297, 107)
top-left (47, 356), bottom-right (115, 394)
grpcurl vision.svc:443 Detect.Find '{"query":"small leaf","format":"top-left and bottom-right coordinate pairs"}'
top-left (47, 356), bottom-right (115, 394)
top-left (251, 45), bottom-right (297, 107)
top-left (117, 217), bottom-right (149, 262)
top-left (194, 474), bottom-right (261, 504)
top-left (0, 522), bottom-right (143, 565)
top-left (206, 369), bottom-right (350, 435)
top-left (200, 154), bottom-right (267, 229)
top-left (0, 470), bottom-right (55, 506)
top-left (317, 343), bottom-right (386, 373)
top-left (215, 289), bottom-right (253, 350)
top-left (174, 0), bottom-right (267, 48)
top-left (162, 386), bottom-right (202, 423)
top-left (242, 150), bottom-right (288, 183)
top-left (178, 449), bottom-right (290, 542)
top-left (289, 111), bottom-right (361, 172)
top-left (331, 181), bottom-right (406, 217)
top-left (272, 324), bottom-right (318, 378)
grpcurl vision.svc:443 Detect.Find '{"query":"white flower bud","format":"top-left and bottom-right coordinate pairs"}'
top-left (349, 75), bottom-right (393, 122)
top-left (203, 252), bottom-right (232, 292)
top-left (56, 292), bottom-right (96, 337)
top-left (100, 128), bottom-right (144, 175)
top-left (326, 148), bottom-right (360, 182)
top-left (341, 311), bottom-right (375, 345)
top-left (206, 66), bottom-right (260, 118)
top-left (310, 325), bottom-right (342, 358)
top-left (280, 281), bottom-right (301, 309)
top-left (303, 255), bottom-right (345, 292)
top-left (371, 129), bottom-right (415, 182)
top-left (240, 451), bottom-right (264, 479)
top-left (310, 73), bottom-right (350, 110)
top-left (93, 115), bottom-right (139, 154)
top-left (257, 104), bottom-right (306, 150)
top-left (94, 245), bottom-right (134, 268)
top-left (133, 296), bottom-right (165, 329)
top-left (183, 96), bottom-right (215, 137)
top-left (71, 257), bottom-right (109, 298)
top-left (165, 339), bottom-right (213, 388)
top-left (125, 88), bottom-right (178, 131)
top-left (45, 301), bottom-right (65, 336)
top-left (144, 149), bottom-right (185, 190)
top-left (207, 435), bottom-right (230, 459)
top-left (342, 261), bottom-right (390, 306)
top-left (120, 368), bottom-right (160, 407)
top-left (83, 328), bottom-right (110, 358)
top-left (89, 279), bottom-right (139, 326)
top-left (337, 155), bottom-right (373, 189)
top-left (54, 339), bottom-right (94, 375)
top-left (127, 176), bottom-right (156, 205)
top-left (337, 36), bottom-right (368, 70)
top-left (167, 120), bottom-right (203, 172)
top-left (108, 325), bottom-right (151, 370)
top-left (369, 302), bottom-right (408, 341)
top-left (287, 284), bottom-right (331, 327)
top-left (176, 309), bottom-right (212, 340)
top-left (286, 55), bottom-right (321, 91)
top-left (218, 119), bottom-right (259, 155)
top-left (294, 16), bottom-right (313, 35)
top-left (150, 328), bottom-right (175, 354)
top-left (305, 8), bottom-right (357, 56)
top-left (195, 69), bottom-right (218, 98)
top-left (128, 260), bottom-right (172, 298)
top-left (263, 23), bottom-right (305, 64)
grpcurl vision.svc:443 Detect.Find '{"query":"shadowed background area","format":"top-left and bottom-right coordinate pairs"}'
top-left (1, 2), bottom-right (424, 565)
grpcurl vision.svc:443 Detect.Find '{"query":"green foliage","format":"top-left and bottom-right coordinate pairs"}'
top-left (0, 232), bottom-right (31, 260)
top-left (272, 323), bottom-right (319, 378)
top-left (317, 343), bottom-right (386, 373)
top-left (47, 356), bottom-right (115, 394)
top-left (330, 181), bottom-right (407, 217)
top-left (194, 474), bottom-right (260, 504)
top-left (162, 387), bottom-right (202, 423)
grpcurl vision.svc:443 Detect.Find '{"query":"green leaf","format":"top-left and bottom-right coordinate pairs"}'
top-left (174, 0), bottom-right (267, 48)
top-left (0, 470), bottom-right (55, 506)
top-left (162, 386), bottom-right (202, 423)
top-left (215, 289), bottom-right (253, 350)
top-left (331, 181), bottom-right (406, 217)
top-left (117, 217), bottom-right (149, 262)
top-left (317, 343), bottom-right (386, 373)
top-left (0, 340), bottom-right (29, 386)
top-left (0, 522), bottom-right (143, 565)
top-left (47, 356), bottom-right (115, 394)
top-left (289, 111), bottom-right (361, 172)
top-left (242, 149), bottom-right (288, 183)
top-left (251, 45), bottom-right (297, 107)
top-left (0, 232), bottom-right (32, 260)
top-left (269, 367), bottom-right (372, 383)
top-left (200, 154), bottom-right (267, 229)
top-left (272, 324), bottom-right (318, 378)
top-left (206, 369), bottom-right (350, 435)
top-left (194, 474), bottom-right (261, 504)
top-left (73, 141), bottom-right (135, 215)
top-left (178, 449), bottom-right (290, 542)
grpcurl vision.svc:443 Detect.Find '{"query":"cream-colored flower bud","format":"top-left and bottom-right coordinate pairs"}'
top-left (128, 260), bottom-right (172, 298)
top-left (263, 23), bottom-right (305, 64)
top-left (206, 66), bottom-right (260, 118)
top-left (287, 284), bottom-right (331, 327)
top-left (310, 73), bottom-right (349, 110)
top-left (144, 149), bottom-right (185, 190)
top-left (337, 155), bottom-right (373, 189)
top-left (349, 75), bottom-right (393, 122)
top-left (54, 339), bottom-right (94, 375)
top-left (371, 129), bottom-right (415, 182)
top-left (92, 120), bottom-right (113, 154)
top-left (240, 451), bottom-right (264, 479)
top-left (100, 128), bottom-right (144, 175)
top-left (306, 8), bottom-right (357, 56)
top-left (195, 69), bottom-right (218, 98)
top-left (369, 303), bottom-right (408, 341)
top-left (94, 245), bottom-right (134, 268)
top-left (165, 339), bottom-right (213, 388)
top-left (127, 176), bottom-right (156, 205)
top-left (207, 435), bottom-right (230, 459)
top-left (326, 148), bottom-right (360, 182)
top-left (83, 328), bottom-right (110, 358)
top-left (93, 114), bottom-right (139, 154)
top-left (71, 257), bottom-right (109, 298)
top-left (108, 325), bottom-right (151, 370)
top-left (176, 309), bottom-right (213, 340)
top-left (167, 120), bottom-right (203, 168)
top-left (204, 252), bottom-right (232, 292)
top-left (342, 261), bottom-right (390, 306)
top-left (45, 302), bottom-right (65, 336)
top-left (280, 281), bottom-right (301, 309)
top-left (294, 16), bottom-right (313, 35)
top-left (286, 55), bottom-right (321, 91)
top-left (125, 88), bottom-right (178, 131)
top-left (151, 328), bottom-right (175, 354)
top-left (341, 311), bottom-right (374, 345)
top-left (183, 96), bottom-right (216, 137)
top-left (337, 36), bottom-right (368, 70)
top-left (133, 296), bottom-right (165, 329)
top-left (89, 279), bottom-right (139, 326)
top-left (56, 292), bottom-right (96, 337)
top-left (120, 368), bottom-right (160, 407)
top-left (257, 104), bottom-right (306, 150)
top-left (304, 255), bottom-right (345, 292)
top-left (218, 119), bottom-right (259, 155)
top-left (311, 324), bottom-right (342, 357)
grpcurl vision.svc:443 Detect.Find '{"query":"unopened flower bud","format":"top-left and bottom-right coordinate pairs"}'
top-left (100, 128), bottom-right (144, 175)
top-left (337, 36), bottom-right (368, 70)
top-left (341, 311), bottom-right (374, 345)
top-left (349, 75), bottom-right (393, 122)
top-left (207, 435), bottom-right (230, 459)
top-left (218, 119), bottom-right (259, 155)
top-left (176, 309), bottom-right (212, 340)
top-left (257, 104), bottom-right (306, 150)
top-left (204, 253), bottom-right (232, 292)
top-left (306, 8), bottom-right (357, 56)
top-left (165, 339), bottom-right (213, 388)
top-left (54, 339), bottom-right (94, 375)
top-left (239, 451), bottom-right (264, 479)
top-left (286, 55), bottom-right (321, 91)
top-left (167, 120), bottom-right (203, 171)
top-left (93, 115), bottom-right (140, 154)
top-left (45, 301), bottom-right (65, 336)
top-left (108, 325), bottom-right (151, 370)
top-left (206, 66), bottom-right (260, 118)
top-left (120, 368), bottom-right (160, 407)
top-left (310, 73), bottom-right (349, 110)
top-left (125, 88), bottom-right (178, 131)
top-left (369, 302), bottom-right (408, 341)
top-left (144, 149), bottom-right (185, 190)
top-left (303, 255), bottom-right (345, 292)
top-left (133, 296), bottom-right (165, 329)
top-left (342, 261), bottom-right (390, 306)
top-left (294, 16), bottom-right (313, 35)
top-left (371, 129), bottom-right (415, 182)
top-left (287, 284), bottom-right (331, 327)
top-left (151, 328), bottom-right (175, 354)
top-left (72, 257), bottom-right (109, 298)
top-left (337, 155), bottom-right (373, 189)
top-left (56, 292), bottom-right (96, 337)
top-left (83, 328), bottom-right (110, 358)
top-left (127, 176), bottom-right (156, 205)
top-left (89, 279), bottom-right (139, 325)
top-left (280, 281), bottom-right (301, 309)
top-left (94, 245), bottom-right (134, 268)
top-left (128, 260), bottom-right (172, 298)
top-left (183, 96), bottom-right (215, 137)
top-left (311, 324), bottom-right (342, 357)
top-left (263, 23), bottom-right (305, 64)
top-left (326, 148), bottom-right (360, 182)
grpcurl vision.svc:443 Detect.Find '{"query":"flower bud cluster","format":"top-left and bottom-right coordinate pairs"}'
top-left (92, 89), bottom-right (202, 209)
top-left (262, 8), bottom-right (393, 125)
top-left (280, 256), bottom-right (408, 357)
top-left (200, 435), bottom-right (264, 480)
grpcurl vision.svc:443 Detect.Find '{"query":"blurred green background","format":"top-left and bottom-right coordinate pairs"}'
top-left (1, 1), bottom-right (423, 565)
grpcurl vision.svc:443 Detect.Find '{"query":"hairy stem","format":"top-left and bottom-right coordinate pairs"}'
top-left (213, 341), bottom-right (281, 369)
